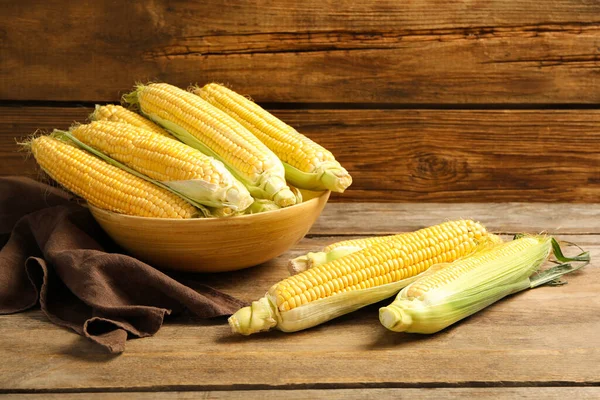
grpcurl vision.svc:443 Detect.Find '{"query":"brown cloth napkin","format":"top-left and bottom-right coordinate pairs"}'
top-left (0, 176), bottom-right (246, 353)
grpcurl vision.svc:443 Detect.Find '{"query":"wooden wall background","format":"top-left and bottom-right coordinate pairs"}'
top-left (1, 0), bottom-right (599, 202)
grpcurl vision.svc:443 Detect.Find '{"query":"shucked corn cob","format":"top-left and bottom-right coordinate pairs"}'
top-left (379, 235), bottom-right (590, 334)
top-left (29, 136), bottom-right (197, 218)
top-left (124, 83), bottom-right (297, 207)
top-left (90, 104), bottom-right (172, 138)
top-left (194, 83), bottom-right (352, 193)
top-left (229, 220), bottom-right (499, 335)
top-left (288, 228), bottom-right (500, 274)
top-left (65, 120), bottom-right (253, 211)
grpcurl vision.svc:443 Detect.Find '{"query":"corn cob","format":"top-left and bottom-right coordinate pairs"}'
top-left (90, 104), bottom-right (172, 138)
top-left (29, 136), bottom-right (197, 219)
top-left (379, 236), bottom-right (590, 334)
top-left (124, 83), bottom-right (296, 207)
top-left (229, 220), bottom-right (499, 335)
top-left (66, 120), bottom-right (253, 211)
top-left (194, 83), bottom-right (352, 192)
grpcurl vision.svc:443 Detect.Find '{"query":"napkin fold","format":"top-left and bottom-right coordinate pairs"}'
top-left (0, 176), bottom-right (245, 353)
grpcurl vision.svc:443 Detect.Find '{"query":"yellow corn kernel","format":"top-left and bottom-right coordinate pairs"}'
top-left (30, 136), bottom-right (197, 218)
top-left (124, 83), bottom-right (296, 207)
top-left (288, 222), bottom-right (502, 275)
top-left (194, 83), bottom-right (352, 192)
top-left (71, 121), bottom-right (222, 183)
top-left (91, 104), bottom-right (172, 137)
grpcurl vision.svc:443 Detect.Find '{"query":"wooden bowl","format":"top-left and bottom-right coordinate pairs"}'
top-left (88, 190), bottom-right (330, 273)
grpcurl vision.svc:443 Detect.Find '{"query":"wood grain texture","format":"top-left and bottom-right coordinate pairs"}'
top-left (2, 1), bottom-right (600, 103)
top-left (2, 107), bottom-right (599, 202)
top-left (285, 109), bottom-right (600, 202)
top-left (5, 388), bottom-right (600, 399)
top-left (0, 107), bottom-right (89, 177)
top-left (0, 231), bottom-right (597, 391)
top-left (310, 203), bottom-right (600, 235)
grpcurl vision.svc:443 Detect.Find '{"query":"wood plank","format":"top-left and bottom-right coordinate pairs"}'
top-left (310, 203), bottom-right (600, 235)
top-left (0, 234), bottom-right (598, 391)
top-left (4, 388), bottom-right (600, 399)
top-left (2, 107), bottom-right (599, 202)
top-left (3, 1), bottom-right (600, 103)
top-left (285, 109), bottom-right (600, 202)
top-left (0, 107), bottom-right (89, 177)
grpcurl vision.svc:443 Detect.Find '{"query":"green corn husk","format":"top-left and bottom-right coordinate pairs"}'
top-left (282, 162), bottom-right (352, 193)
top-left (193, 83), bottom-right (352, 193)
top-left (211, 199), bottom-right (281, 217)
top-left (246, 199), bottom-right (281, 214)
top-left (379, 236), bottom-right (590, 334)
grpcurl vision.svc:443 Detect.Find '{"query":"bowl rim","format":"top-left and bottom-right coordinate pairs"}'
top-left (87, 190), bottom-right (330, 222)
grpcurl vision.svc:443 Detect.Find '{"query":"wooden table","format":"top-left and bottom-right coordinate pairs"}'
top-left (2, 1), bottom-right (599, 398)
top-left (1, 203), bottom-right (598, 399)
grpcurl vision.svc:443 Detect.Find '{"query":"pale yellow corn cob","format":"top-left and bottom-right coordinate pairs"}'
top-left (30, 136), bottom-right (197, 218)
top-left (91, 104), bottom-right (171, 137)
top-left (379, 236), bottom-right (572, 334)
top-left (194, 83), bottom-right (352, 192)
top-left (229, 219), bottom-right (498, 334)
top-left (124, 83), bottom-right (296, 207)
